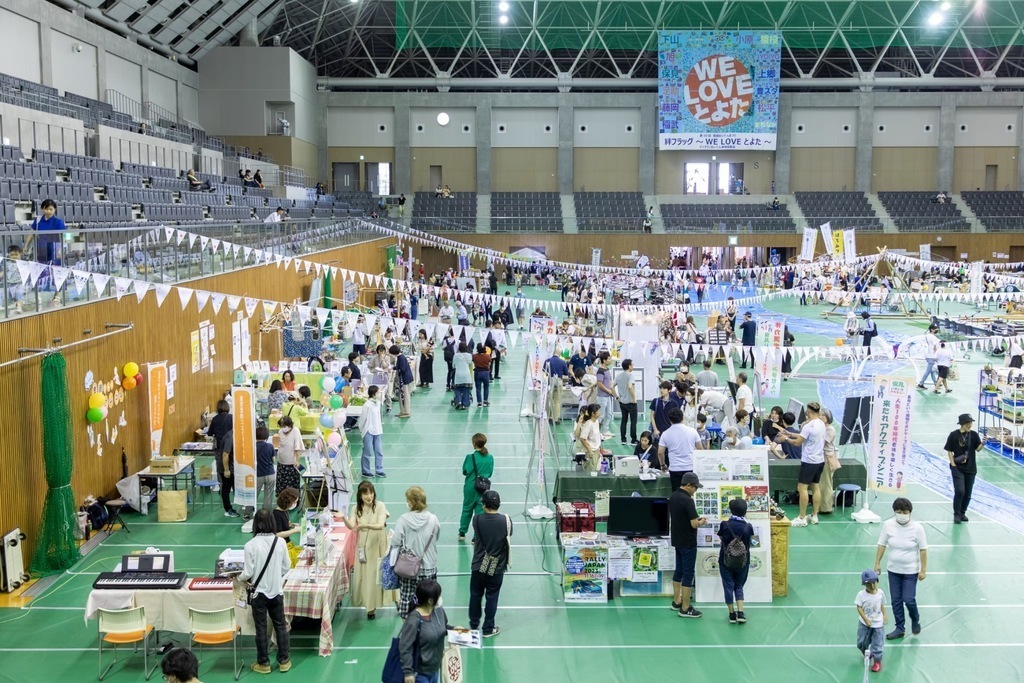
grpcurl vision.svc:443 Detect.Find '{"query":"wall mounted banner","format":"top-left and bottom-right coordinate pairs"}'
top-left (820, 222), bottom-right (834, 255)
top-left (868, 376), bottom-right (912, 494)
top-left (658, 30), bottom-right (782, 150)
top-left (843, 229), bottom-right (858, 264)
top-left (147, 362), bottom-right (167, 457)
top-left (800, 228), bottom-right (818, 263)
top-left (232, 386), bottom-right (257, 508)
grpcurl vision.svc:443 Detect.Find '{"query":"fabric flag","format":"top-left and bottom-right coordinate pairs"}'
top-left (50, 266), bottom-right (70, 291)
top-left (154, 284), bottom-right (172, 307)
top-left (868, 375), bottom-right (913, 494)
top-left (147, 362), bottom-right (167, 457)
top-left (210, 292), bottom-right (225, 314)
top-left (799, 228), bottom-right (817, 263)
top-left (133, 280), bottom-right (149, 303)
top-left (820, 222), bottom-right (834, 255)
top-left (843, 229), bottom-right (857, 264)
top-left (71, 270), bottom-right (90, 296)
top-left (244, 297), bottom-right (259, 318)
top-left (177, 286), bottom-right (193, 310)
top-left (114, 277), bottom-right (132, 301)
top-left (227, 295), bottom-right (242, 313)
top-left (92, 272), bottom-right (110, 296)
top-left (194, 290), bottom-right (211, 313)
top-left (232, 386), bottom-right (257, 508)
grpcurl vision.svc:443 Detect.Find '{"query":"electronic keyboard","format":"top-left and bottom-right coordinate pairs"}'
top-left (92, 572), bottom-right (188, 590)
top-left (188, 577), bottom-right (233, 591)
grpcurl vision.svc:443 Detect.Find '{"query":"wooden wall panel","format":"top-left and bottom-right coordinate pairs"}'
top-left (2, 238), bottom-right (389, 565)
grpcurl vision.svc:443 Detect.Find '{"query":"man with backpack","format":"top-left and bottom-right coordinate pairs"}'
top-left (718, 498), bottom-right (755, 624)
top-left (468, 490), bottom-right (512, 638)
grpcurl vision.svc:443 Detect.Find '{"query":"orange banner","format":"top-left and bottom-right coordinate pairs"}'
top-left (232, 386), bottom-right (257, 507)
top-left (148, 362), bottom-right (167, 457)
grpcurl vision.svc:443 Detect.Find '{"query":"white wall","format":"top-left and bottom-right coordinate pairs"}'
top-left (954, 108), bottom-right (1021, 147)
top-left (50, 30), bottom-right (98, 100)
top-left (790, 107), bottom-right (858, 147)
top-left (0, 101), bottom-right (86, 156)
top-left (105, 53), bottom-right (141, 103)
top-left (288, 50), bottom-right (317, 145)
top-left (96, 124), bottom-right (193, 172)
top-left (148, 70), bottom-right (177, 116)
top-left (0, 7), bottom-right (41, 83)
top-left (180, 85), bottom-right (199, 124)
top-left (873, 107), bottom-right (940, 147)
top-left (409, 108), bottom-right (476, 147)
top-left (492, 107), bottom-right (558, 148)
top-left (327, 107), bottom-right (395, 147)
top-left (573, 108), bottom-right (640, 148)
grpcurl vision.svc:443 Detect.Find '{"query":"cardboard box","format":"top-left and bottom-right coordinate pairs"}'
top-left (149, 457), bottom-right (178, 473)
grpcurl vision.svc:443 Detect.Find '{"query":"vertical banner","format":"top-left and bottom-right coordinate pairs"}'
top-left (833, 230), bottom-right (845, 259)
top-left (147, 362), bottom-right (167, 457)
top-left (919, 243), bottom-right (932, 262)
top-left (385, 245), bottom-right (397, 279)
top-left (658, 31), bottom-right (782, 150)
top-left (820, 222), bottom-right (834, 255)
top-left (799, 228), bottom-right (817, 262)
top-left (591, 248), bottom-right (602, 273)
top-left (457, 251), bottom-right (471, 273)
top-left (232, 386), bottom-right (257, 508)
top-left (970, 262), bottom-right (984, 295)
top-left (843, 229), bottom-right (858, 264)
top-left (755, 318), bottom-right (785, 398)
top-left (868, 376), bottom-right (912, 494)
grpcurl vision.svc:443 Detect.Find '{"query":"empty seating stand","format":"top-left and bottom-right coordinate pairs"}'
top-left (574, 192), bottom-right (646, 231)
top-left (0, 200), bottom-right (15, 224)
top-left (334, 192), bottom-right (375, 215)
top-left (106, 186), bottom-right (173, 205)
top-left (412, 192), bottom-right (478, 231)
top-left (142, 203), bottom-right (203, 222)
top-left (0, 160), bottom-right (56, 182)
top-left (877, 192), bottom-right (969, 231)
top-left (0, 145), bottom-right (22, 161)
top-left (150, 177), bottom-right (189, 192)
top-left (660, 202), bottom-right (795, 232)
top-left (960, 191), bottom-right (1024, 232)
top-left (0, 179), bottom-right (91, 203)
top-left (209, 205), bottom-right (252, 221)
top-left (491, 192), bottom-right (563, 232)
top-left (71, 169), bottom-right (145, 188)
top-left (121, 162), bottom-right (177, 179)
top-left (54, 201), bottom-right (132, 224)
top-left (34, 150), bottom-right (114, 172)
top-left (795, 192), bottom-right (882, 231)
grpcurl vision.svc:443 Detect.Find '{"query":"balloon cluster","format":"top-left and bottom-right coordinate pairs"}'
top-left (85, 391), bottom-right (108, 424)
top-left (318, 375), bottom-right (348, 448)
top-left (121, 362), bottom-right (144, 391)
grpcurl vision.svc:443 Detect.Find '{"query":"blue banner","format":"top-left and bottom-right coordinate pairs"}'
top-left (658, 31), bottom-right (782, 150)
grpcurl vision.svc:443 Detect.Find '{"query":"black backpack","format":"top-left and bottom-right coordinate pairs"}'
top-left (721, 522), bottom-right (748, 571)
top-left (85, 498), bottom-right (110, 531)
top-left (443, 338), bottom-right (456, 362)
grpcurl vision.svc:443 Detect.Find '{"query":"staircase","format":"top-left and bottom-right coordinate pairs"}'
top-left (476, 194), bottom-right (491, 232)
top-left (786, 195), bottom-right (808, 232)
top-left (643, 194), bottom-right (664, 233)
top-left (866, 193), bottom-right (896, 233)
top-left (561, 194), bottom-right (578, 233)
top-left (951, 193), bottom-right (984, 232)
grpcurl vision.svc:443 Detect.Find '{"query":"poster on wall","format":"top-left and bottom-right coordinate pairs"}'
top-left (868, 375), bottom-right (912, 494)
top-left (658, 30), bottom-right (782, 150)
top-left (562, 536), bottom-right (608, 603)
top-left (691, 448), bottom-right (773, 604)
top-left (919, 244), bottom-right (932, 262)
top-left (232, 386), bottom-right (257, 509)
top-left (147, 362), bottom-right (167, 457)
top-left (190, 330), bottom-right (201, 373)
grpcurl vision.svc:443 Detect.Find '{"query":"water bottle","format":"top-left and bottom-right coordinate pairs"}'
top-left (599, 457), bottom-right (609, 475)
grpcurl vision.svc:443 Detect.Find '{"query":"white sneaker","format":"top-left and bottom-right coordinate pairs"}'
top-left (601, 432), bottom-right (614, 439)
top-left (810, 514), bottom-right (819, 525)
top-left (791, 516), bottom-right (808, 527)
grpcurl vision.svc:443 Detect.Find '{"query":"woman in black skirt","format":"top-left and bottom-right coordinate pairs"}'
top-left (417, 328), bottom-right (435, 387)
top-left (275, 415), bottom-right (303, 493)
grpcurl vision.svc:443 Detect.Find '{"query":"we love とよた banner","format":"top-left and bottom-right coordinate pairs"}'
top-left (658, 30), bottom-right (782, 150)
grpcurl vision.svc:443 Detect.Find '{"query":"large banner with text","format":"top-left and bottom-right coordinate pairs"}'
top-left (658, 30), bottom-right (782, 150)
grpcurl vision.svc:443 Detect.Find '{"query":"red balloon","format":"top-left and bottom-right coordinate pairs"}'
top-left (134, 373), bottom-right (144, 387)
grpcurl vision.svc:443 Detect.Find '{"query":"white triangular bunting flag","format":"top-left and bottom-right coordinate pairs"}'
top-left (178, 286), bottom-right (193, 310)
top-left (175, 230), bottom-right (186, 245)
top-left (188, 233), bottom-right (198, 248)
top-left (194, 290), bottom-right (210, 313)
top-left (210, 293), bottom-right (225, 314)
top-left (114, 277), bottom-right (132, 301)
top-left (393, 318), bottom-right (407, 335)
top-left (227, 295), bottom-right (242, 313)
top-left (133, 280), bottom-right (148, 303)
top-left (242, 297), bottom-right (258, 317)
top-left (315, 308), bottom-right (329, 328)
top-left (15, 261), bottom-right (31, 285)
top-left (164, 227), bottom-right (174, 242)
top-left (508, 329), bottom-right (520, 348)
top-left (154, 284), bottom-right (172, 307)
top-left (71, 270), bottom-right (89, 296)
top-left (92, 273), bottom-right (110, 296)
top-left (51, 266), bottom-right (70, 291)
top-left (243, 247), bottom-right (252, 261)
top-left (200, 235), bottom-right (209, 251)
top-left (210, 238), bottom-right (220, 253)
top-left (364, 314), bottom-right (377, 334)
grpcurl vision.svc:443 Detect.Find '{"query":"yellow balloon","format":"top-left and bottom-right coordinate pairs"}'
top-left (123, 362), bottom-right (140, 377)
top-left (88, 392), bottom-right (106, 409)
top-left (835, 338), bottom-right (845, 347)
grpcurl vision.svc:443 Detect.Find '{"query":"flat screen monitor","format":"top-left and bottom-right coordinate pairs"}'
top-left (607, 496), bottom-right (670, 538)
top-left (787, 398), bottom-right (805, 425)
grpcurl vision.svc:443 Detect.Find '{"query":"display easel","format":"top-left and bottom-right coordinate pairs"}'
top-left (524, 371), bottom-right (560, 519)
top-left (838, 395), bottom-right (881, 524)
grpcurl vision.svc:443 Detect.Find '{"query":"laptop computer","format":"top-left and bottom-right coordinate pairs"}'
top-left (615, 456), bottom-right (640, 476)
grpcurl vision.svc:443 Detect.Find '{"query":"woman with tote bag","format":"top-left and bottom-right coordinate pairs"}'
top-left (389, 486), bottom-right (440, 618)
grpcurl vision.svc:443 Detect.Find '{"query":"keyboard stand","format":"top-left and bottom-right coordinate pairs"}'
top-left (103, 499), bottom-right (130, 535)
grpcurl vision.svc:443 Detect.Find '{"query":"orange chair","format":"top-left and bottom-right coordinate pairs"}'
top-left (188, 607), bottom-right (243, 680)
top-left (97, 606), bottom-right (156, 680)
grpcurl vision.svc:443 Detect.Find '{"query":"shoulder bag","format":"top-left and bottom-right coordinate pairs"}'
top-left (474, 513), bottom-right (512, 576)
top-left (246, 537), bottom-right (279, 606)
top-left (472, 454), bottom-right (491, 494)
top-left (393, 518), bottom-right (438, 580)
top-left (382, 615), bottom-right (422, 683)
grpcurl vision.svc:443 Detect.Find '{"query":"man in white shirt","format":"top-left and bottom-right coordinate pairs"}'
top-left (774, 401), bottom-right (826, 527)
top-left (734, 372), bottom-right (754, 414)
top-left (438, 301), bottom-right (455, 322)
top-left (357, 385), bottom-right (385, 477)
top-left (264, 207), bottom-right (285, 223)
top-left (697, 388), bottom-right (729, 426)
top-left (657, 408), bottom-right (704, 491)
top-left (916, 324), bottom-right (940, 390)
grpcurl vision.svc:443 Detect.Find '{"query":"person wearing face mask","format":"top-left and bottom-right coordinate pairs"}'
top-left (874, 498), bottom-right (928, 640)
top-left (271, 488), bottom-right (302, 543)
top-left (275, 416), bottom-right (303, 493)
top-left (341, 481), bottom-right (392, 619)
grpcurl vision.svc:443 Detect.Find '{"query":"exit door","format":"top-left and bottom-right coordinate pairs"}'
top-left (429, 165), bottom-right (443, 190)
top-left (985, 165), bottom-right (998, 191)
top-left (333, 162), bottom-right (358, 192)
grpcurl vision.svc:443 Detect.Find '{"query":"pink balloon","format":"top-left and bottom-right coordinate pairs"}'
top-left (327, 432), bottom-right (343, 448)
top-left (99, 406), bottom-right (108, 419)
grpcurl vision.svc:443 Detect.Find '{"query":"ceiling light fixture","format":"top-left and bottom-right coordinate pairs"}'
top-left (498, 1), bottom-right (510, 11)
top-left (927, 10), bottom-right (945, 25)
top-left (436, 112), bottom-right (450, 126)
top-left (940, 1), bottom-right (951, 10)
top-left (499, 14), bottom-right (509, 25)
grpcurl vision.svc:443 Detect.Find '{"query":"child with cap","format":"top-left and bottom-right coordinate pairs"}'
top-left (855, 569), bottom-right (888, 673)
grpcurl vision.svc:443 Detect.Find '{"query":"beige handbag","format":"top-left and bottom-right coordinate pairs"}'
top-left (441, 645), bottom-right (463, 683)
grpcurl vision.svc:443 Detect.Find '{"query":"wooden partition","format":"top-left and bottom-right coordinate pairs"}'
top-left (2, 238), bottom-right (388, 565)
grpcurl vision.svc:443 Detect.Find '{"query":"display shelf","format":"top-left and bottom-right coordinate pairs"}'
top-left (977, 366), bottom-right (1024, 465)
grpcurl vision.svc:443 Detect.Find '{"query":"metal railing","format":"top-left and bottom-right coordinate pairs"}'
top-left (0, 218), bottom-right (379, 320)
top-left (282, 165), bottom-right (307, 188)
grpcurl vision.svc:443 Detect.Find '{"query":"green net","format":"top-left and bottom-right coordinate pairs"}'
top-left (323, 271), bottom-right (334, 336)
top-left (29, 352), bottom-right (81, 576)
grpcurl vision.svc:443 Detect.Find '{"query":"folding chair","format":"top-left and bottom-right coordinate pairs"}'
top-left (189, 607), bottom-right (244, 680)
top-left (97, 606), bottom-right (155, 680)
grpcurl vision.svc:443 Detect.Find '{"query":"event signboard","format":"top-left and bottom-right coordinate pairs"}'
top-left (562, 535), bottom-right (609, 603)
top-left (755, 318), bottom-right (785, 398)
top-left (658, 31), bottom-right (782, 150)
top-left (147, 362), bottom-right (167, 457)
top-left (232, 385), bottom-right (257, 508)
top-left (868, 376), bottom-right (912, 494)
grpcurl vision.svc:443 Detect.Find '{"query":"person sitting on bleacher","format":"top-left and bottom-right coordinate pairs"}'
top-left (185, 169), bottom-right (209, 192)
top-left (442, 184), bottom-right (453, 199)
top-left (435, 184), bottom-right (443, 198)
top-left (936, 191), bottom-right (947, 204)
top-left (238, 169), bottom-right (246, 182)
top-left (243, 170), bottom-right (257, 188)
top-left (265, 207), bottom-right (285, 224)
top-left (254, 170), bottom-right (264, 189)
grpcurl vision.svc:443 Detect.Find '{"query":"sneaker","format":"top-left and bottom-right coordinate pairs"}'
top-left (483, 401), bottom-right (490, 407)
top-left (953, 516), bottom-right (962, 524)
top-left (483, 627), bottom-right (501, 638)
top-left (668, 601), bottom-right (681, 611)
top-left (361, 472), bottom-right (374, 478)
top-left (790, 516), bottom-right (809, 527)
top-left (736, 611), bottom-right (746, 623)
top-left (871, 661), bottom-right (882, 673)
top-left (728, 611), bottom-right (737, 624)
top-left (278, 660), bottom-right (291, 672)
top-left (916, 384), bottom-right (926, 390)
top-left (630, 440), bottom-right (639, 445)
top-left (810, 514), bottom-right (819, 525)
top-left (886, 629), bottom-right (905, 640)
top-left (621, 439), bottom-right (628, 445)
top-left (678, 607), bottom-right (703, 619)
top-left (959, 514), bottom-right (969, 522)
top-left (477, 403), bottom-right (483, 408)
top-left (911, 621), bottom-right (921, 635)
top-left (376, 472), bottom-right (387, 478)
top-left (224, 509), bottom-right (240, 518)
top-left (458, 533), bottom-right (466, 541)
top-left (252, 663), bottom-right (272, 675)
top-left (601, 432), bottom-right (614, 439)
